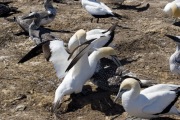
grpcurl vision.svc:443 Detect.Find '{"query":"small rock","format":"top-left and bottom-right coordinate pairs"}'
top-left (15, 104), bottom-right (26, 111)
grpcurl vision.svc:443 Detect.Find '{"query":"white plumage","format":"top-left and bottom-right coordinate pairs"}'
top-left (115, 78), bottom-right (180, 119)
top-left (52, 29), bottom-right (119, 113)
top-left (164, 0), bottom-right (180, 19)
top-left (81, 0), bottom-right (121, 22)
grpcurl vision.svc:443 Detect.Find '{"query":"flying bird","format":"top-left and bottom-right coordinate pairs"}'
top-left (81, 0), bottom-right (122, 23)
top-left (115, 78), bottom-right (180, 119)
top-left (166, 35), bottom-right (180, 76)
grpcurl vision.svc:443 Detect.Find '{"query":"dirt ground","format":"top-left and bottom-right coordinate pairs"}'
top-left (0, 0), bottom-right (180, 120)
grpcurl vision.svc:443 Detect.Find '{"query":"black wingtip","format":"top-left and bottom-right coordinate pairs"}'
top-left (165, 34), bottom-right (180, 43)
top-left (18, 41), bottom-right (50, 63)
top-left (65, 39), bottom-right (96, 72)
top-left (107, 22), bottom-right (118, 33)
top-left (112, 12), bottom-right (122, 20)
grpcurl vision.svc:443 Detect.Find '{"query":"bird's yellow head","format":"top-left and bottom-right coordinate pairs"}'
top-left (171, 2), bottom-right (179, 17)
top-left (75, 29), bottom-right (86, 43)
top-left (120, 78), bottom-right (139, 90)
top-left (98, 47), bottom-right (116, 58)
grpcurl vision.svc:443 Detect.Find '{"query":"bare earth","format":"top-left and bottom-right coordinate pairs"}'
top-left (0, 0), bottom-right (180, 120)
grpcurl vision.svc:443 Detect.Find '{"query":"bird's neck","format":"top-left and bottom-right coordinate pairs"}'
top-left (44, 0), bottom-right (56, 15)
top-left (88, 51), bottom-right (101, 74)
top-left (122, 85), bottom-right (140, 106)
top-left (71, 53), bottom-right (89, 74)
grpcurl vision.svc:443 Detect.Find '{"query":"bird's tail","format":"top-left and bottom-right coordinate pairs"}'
top-left (140, 79), bottom-right (157, 88)
top-left (18, 40), bottom-right (51, 63)
top-left (112, 12), bottom-right (122, 20)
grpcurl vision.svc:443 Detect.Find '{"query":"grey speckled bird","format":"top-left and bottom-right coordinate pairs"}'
top-left (90, 58), bottom-right (155, 92)
top-left (166, 35), bottom-right (180, 76)
top-left (5, 0), bottom-right (56, 32)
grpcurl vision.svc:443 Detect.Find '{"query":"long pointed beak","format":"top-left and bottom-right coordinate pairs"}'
top-left (114, 89), bottom-right (123, 102)
top-left (23, 15), bottom-right (36, 19)
top-left (52, 101), bottom-right (61, 113)
top-left (165, 34), bottom-right (180, 43)
top-left (111, 55), bottom-right (122, 67)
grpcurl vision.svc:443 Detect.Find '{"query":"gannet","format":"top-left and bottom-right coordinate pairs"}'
top-left (18, 29), bottom-right (93, 79)
top-left (0, 3), bottom-right (18, 17)
top-left (5, 0), bottom-right (56, 32)
top-left (115, 78), bottom-right (180, 119)
top-left (166, 35), bottom-right (180, 75)
top-left (86, 22), bottom-right (118, 48)
top-left (91, 59), bottom-right (155, 92)
top-left (52, 46), bottom-right (119, 112)
top-left (163, 0), bottom-right (180, 22)
top-left (81, 0), bottom-right (122, 23)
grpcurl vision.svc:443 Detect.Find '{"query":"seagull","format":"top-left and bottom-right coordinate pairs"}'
top-left (166, 35), bottom-right (180, 76)
top-left (5, 0), bottom-right (56, 32)
top-left (163, 0), bottom-right (180, 22)
top-left (52, 46), bottom-right (119, 113)
top-left (81, 0), bottom-right (122, 23)
top-left (115, 78), bottom-right (180, 119)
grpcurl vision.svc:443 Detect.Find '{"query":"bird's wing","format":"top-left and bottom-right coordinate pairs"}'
top-left (49, 40), bottom-right (70, 79)
top-left (174, 51), bottom-right (180, 64)
top-left (66, 39), bottom-right (96, 72)
top-left (142, 91), bottom-right (177, 115)
top-left (18, 40), bottom-right (50, 63)
top-left (86, 29), bottom-right (106, 37)
top-left (38, 11), bottom-right (50, 17)
top-left (84, 2), bottom-right (113, 15)
top-left (99, 2), bottom-right (113, 13)
top-left (141, 84), bottom-right (180, 94)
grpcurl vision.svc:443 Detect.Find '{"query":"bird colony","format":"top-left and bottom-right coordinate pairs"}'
top-left (0, 0), bottom-right (180, 119)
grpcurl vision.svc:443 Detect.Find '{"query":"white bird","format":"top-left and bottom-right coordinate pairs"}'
top-left (163, 0), bottom-right (180, 22)
top-left (18, 29), bottom-right (94, 79)
top-left (166, 35), bottom-right (180, 76)
top-left (81, 0), bottom-right (122, 23)
top-left (52, 45), bottom-right (119, 112)
top-left (86, 22), bottom-right (118, 48)
top-left (115, 78), bottom-right (180, 119)
top-left (5, 0), bottom-right (56, 32)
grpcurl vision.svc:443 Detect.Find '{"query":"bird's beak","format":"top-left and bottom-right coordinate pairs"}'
top-left (165, 34), bottom-right (180, 43)
top-left (52, 101), bottom-right (61, 113)
top-left (111, 55), bottom-right (122, 67)
top-left (114, 89), bottom-right (124, 102)
top-left (23, 14), bottom-right (35, 19)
